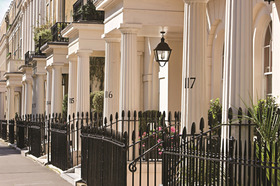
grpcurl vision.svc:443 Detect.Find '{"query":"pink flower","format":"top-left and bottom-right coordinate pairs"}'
top-left (142, 132), bottom-right (146, 136)
top-left (159, 127), bottom-right (162, 131)
top-left (171, 127), bottom-right (176, 133)
top-left (159, 151), bottom-right (162, 155)
top-left (157, 139), bottom-right (162, 143)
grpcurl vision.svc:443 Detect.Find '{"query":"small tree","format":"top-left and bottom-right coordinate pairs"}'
top-left (34, 22), bottom-right (52, 53)
top-left (92, 91), bottom-right (104, 113)
top-left (208, 98), bottom-right (222, 127)
top-left (62, 94), bottom-right (68, 119)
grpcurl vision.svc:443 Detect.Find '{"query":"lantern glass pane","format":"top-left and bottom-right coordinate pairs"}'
top-left (157, 50), bottom-right (170, 61)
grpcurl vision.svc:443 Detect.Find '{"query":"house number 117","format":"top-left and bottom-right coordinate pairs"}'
top-left (185, 77), bottom-right (196, 89)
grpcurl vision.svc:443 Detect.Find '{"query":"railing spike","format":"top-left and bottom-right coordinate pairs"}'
top-left (182, 127), bottom-right (187, 139)
top-left (191, 122), bottom-right (196, 135)
top-left (115, 112), bottom-right (118, 120)
top-left (200, 117), bottom-right (204, 133)
top-left (228, 107), bottom-right (233, 121)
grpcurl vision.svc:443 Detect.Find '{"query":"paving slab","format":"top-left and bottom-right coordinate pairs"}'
top-left (0, 141), bottom-right (71, 186)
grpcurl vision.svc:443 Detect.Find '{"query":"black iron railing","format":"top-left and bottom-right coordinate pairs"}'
top-left (25, 51), bottom-right (45, 65)
top-left (73, 0), bottom-right (104, 22)
top-left (51, 22), bottom-right (70, 42)
top-left (73, 0), bottom-right (84, 21)
top-left (5, 107), bottom-right (280, 185)
top-left (25, 37), bottom-right (46, 65)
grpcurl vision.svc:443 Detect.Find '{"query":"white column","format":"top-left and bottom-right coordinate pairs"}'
top-left (0, 93), bottom-right (5, 120)
top-left (51, 0), bottom-right (54, 23)
top-left (119, 24), bottom-right (142, 114)
top-left (21, 82), bottom-right (25, 116)
top-left (103, 37), bottom-right (121, 120)
top-left (7, 86), bottom-right (15, 120)
top-left (27, 2), bottom-right (30, 51)
top-left (51, 65), bottom-right (63, 115)
top-left (35, 0), bottom-right (39, 27)
top-left (30, 0), bottom-right (33, 50)
top-left (76, 51), bottom-right (91, 114)
top-left (25, 80), bottom-right (32, 115)
top-left (56, 0), bottom-right (62, 22)
top-left (46, 66), bottom-right (52, 117)
top-left (32, 0), bottom-right (35, 51)
top-left (67, 57), bottom-right (77, 118)
top-left (21, 9), bottom-right (25, 56)
top-left (222, 0), bottom-right (253, 123)
top-left (36, 74), bottom-right (45, 115)
top-left (24, 4), bottom-right (28, 54)
top-left (143, 37), bottom-right (159, 111)
top-left (181, 0), bottom-right (208, 131)
top-left (32, 76), bottom-right (36, 114)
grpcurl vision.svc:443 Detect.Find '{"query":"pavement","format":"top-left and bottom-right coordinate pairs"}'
top-left (0, 140), bottom-right (71, 186)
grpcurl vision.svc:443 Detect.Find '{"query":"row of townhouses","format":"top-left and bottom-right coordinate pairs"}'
top-left (0, 0), bottom-right (279, 185)
top-left (0, 0), bottom-right (277, 134)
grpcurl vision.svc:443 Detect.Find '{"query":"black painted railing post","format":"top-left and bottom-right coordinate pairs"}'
top-left (229, 136), bottom-right (235, 186)
top-left (48, 114), bottom-right (50, 163)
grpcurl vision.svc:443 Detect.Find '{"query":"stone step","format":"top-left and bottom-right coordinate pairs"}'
top-left (61, 172), bottom-right (81, 186)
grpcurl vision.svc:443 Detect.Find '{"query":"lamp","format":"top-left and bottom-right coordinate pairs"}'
top-left (264, 0), bottom-right (274, 4)
top-left (154, 31), bottom-right (172, 67)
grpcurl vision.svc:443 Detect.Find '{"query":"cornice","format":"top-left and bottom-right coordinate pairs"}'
top-left (183, 0), bottom-right (208, 3)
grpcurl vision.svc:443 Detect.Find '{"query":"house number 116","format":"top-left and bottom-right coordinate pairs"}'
top-left (105, 91), bottom-right (113, 99)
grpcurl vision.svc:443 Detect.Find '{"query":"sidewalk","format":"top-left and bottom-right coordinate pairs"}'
top-left (0, 141), bottom-right (71, 186)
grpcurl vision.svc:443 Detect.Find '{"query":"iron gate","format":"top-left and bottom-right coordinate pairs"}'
top-left (1, 120), bottom-right (7, 140)
top-left (29, 121), bottom-right (45, 157)
top-left (8, 120), bottom-right (15, 144)
top-left (81, 126), bottom-right (127, 186)
top-left (50, 120), bottom-right (70, 170)
top-left (16, 120), bottom-right (28, 149)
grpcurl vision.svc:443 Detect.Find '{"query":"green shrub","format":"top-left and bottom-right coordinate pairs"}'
top-left (208, 98), bottom-right (222, 127)
top-left (73, 1), bottom-right (104, 21)
top-left (62, 94), bottom-right (68, 118)
top-left (34, 22), bottom-right (52, 53)
top-left (90, 57), bottom-right (105, 90)
top-left (246, 96), bottom-right (280, 184)
top-left (92, 91), bottom-right (104, 113)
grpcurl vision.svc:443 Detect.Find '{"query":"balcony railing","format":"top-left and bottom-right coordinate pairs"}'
top-left (73, 0), bottom-right (104, 22)
top-left (51, 22), bottom-right (70, 42)
top-left (25, 51), bottom-right (45, 65)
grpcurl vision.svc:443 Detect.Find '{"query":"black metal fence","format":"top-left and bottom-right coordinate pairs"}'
top-left (51, 22), bottom-right (70, 42)
top-left (73, 0), bottom-right (104, 22)
top-left (162, 108), bottom-right (280, 186)
top-left (3, 107), bottom-right (280, 186)
top-left (0, 120), bottom-right (14, 143)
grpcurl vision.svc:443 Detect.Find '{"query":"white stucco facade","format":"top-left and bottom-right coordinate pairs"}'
top-left (0, 0), bottom-right (277, 135)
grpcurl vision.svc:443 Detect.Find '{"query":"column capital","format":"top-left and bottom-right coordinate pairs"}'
top-left (184, 0), bottom-right (208, 3)
top-left (118, 24), bottom-right (142, 34)
top-left (51, 63), bottom-right (64, 68)
top-left (75, 50), bottom-right (92, 57)
top-left (45, 65), bottom-right (52, 72)
top-left (102, 34), bottom-right (121, 43)
top-left (67, 54), bottom-right (77, 62)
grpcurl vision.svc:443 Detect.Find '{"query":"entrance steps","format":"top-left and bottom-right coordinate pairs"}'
top-left (61, 165), bottom-right (85, 186)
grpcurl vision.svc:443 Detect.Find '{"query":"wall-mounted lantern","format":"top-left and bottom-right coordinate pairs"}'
top-left (154, 31), bottom-right (172, 67)
top-left (264, 0), bottom-right (274, 4)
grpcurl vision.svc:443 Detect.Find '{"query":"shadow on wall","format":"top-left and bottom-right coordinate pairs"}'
top-left (276, 1), bottom-right (280, 20)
